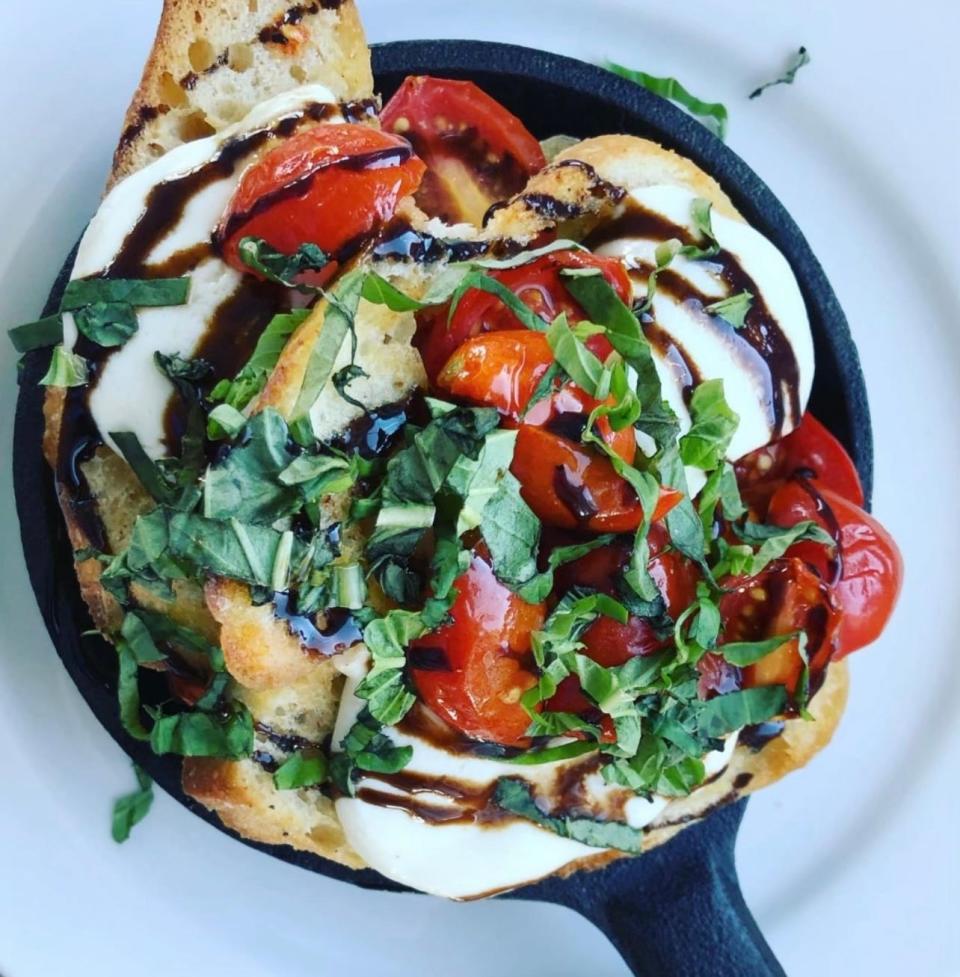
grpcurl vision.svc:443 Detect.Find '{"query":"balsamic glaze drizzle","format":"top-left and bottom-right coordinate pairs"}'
top-left (272, 596), bottom-right (362, 656)
top-left (586, 201), bottom-right (801, 437)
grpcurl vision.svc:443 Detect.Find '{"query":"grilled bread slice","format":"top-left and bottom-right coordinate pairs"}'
top-left (110, 0), bottom-right (373, 185)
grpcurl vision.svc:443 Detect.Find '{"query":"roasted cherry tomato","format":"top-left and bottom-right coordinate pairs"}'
top-left (380, 76), bottom-right (546, 225)
top-left (719, 557), bottom-right (841, 694)
top-left (216, 123), bottom-right (425, 282)
top-left (736, 412), bottom-right (865, 509)
top-left (409, 553), bottom-right (545, 746)
top-left (511, 425), bottom-right (681, 534)
top-left (766, 480), bottom-right (903, 658)
top-left (415, 250), bottom-right (632, 382)
top-left (436, 330), bottom-right (634, 461)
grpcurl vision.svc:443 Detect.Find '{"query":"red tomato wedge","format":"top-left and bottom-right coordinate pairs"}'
top-left (735, 412), bottom-right (865, 508)
top-left (436, 329), bottom-right (635, 461)
top-left (409, 553), bottom-right (545, 746)
top-left (766, 480), bottom-right (903, 658)
top-left (380, 76), bottom-right (545, 225)
top-left (511, 426), bottom-right (681, 534)
top-left (719, 557), bottom-right (842, 694)
top-left (216, 123), bottom-right (425, 282)
top-left (414, 250), bottom-right (631, 382)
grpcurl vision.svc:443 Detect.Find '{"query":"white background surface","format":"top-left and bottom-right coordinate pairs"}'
top-left (0, 1), bottom-right (958, 974)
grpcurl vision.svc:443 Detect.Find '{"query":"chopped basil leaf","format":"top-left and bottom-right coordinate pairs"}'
top-left (356, 611), bottom-right (428, 725)
top-left (481, 472), bottom-right (541, 589)
top-left (697, 686), bottom-right (788, 737)
top-left (720, 632), bottom-right (800, 667)
top-left (679, 379), bottom-right (740, 472)
top-left (236, 237), bottom-right (329, 287)
top-left (149, 703), bottom-right (254, 758)
top-left (705, 290), bottom-right (754, 329)
top-left (273, 751), bottom-right (329, 790)
top-left (332, 563), bottom-right (367, 610)
top-left (449, 429), bottom-right (518, 533)
top-left (8, 313), bottom-right (63, 353)
top-left (203, 410), bottom-right (304, 524)
top-left (731, 519), bottom-right (835, 575)
top-left (120, 612), bottom-right (166, 664)
top-left (206, 403), bottom-right (246, 438)
top-left (361, 273), bottom-right (426, 312)
top-left (61, 277), bottom-right (189, 310)
top-left (115, 642), bottom-right (150, 741)
top-left (119, 507), bottom-right (310, 589)
top-left (698, 462), bottom-right (746, 536)
top-left (110, 431), bottom-right (176, 506)
top-left (291, 269), bottom-right (366, 420)
top-left (522, 361), bottom-right (564, 418)
top-left (546, 312), bottom-right (607, 396)
top-left (494, 778), bottom-right (644, 853)
top-left (39, 345), bottom-right (88, 387)
top-left (749, 46), bottom-right (811, 100)
top-left (73, 301), bottom-right (138, 347)
top-left (507, 740), bottom-right (598, 766)
top-left (606, 62), bottom-right (729, 140)
top-left (111, 763), bottom-right (154, 843)
top-left (334, 708), bottom-right (414, 795)
top-left (208, 309), bottom-right (308, 433)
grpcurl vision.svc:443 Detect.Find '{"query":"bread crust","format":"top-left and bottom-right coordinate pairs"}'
top-left (110, 0), bottom-right (373, 185)
top-left (40, 8), bottom-right (852, 887)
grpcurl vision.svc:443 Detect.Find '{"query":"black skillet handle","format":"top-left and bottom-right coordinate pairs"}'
top-left (533, 800), bottom-right (786, 977)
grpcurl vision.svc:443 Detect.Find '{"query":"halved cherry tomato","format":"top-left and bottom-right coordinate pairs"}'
top-left (511, 425), bottom-right (681, 533)
top-left (766, 480), bottom-right (903, 658)
top-left (380, 76), bottom-right (546, 225)
top-left (415, 250), bottom-right (632, 382)
top-left (436, 330), bottom-right (635, 461)
top-left (719, 557), bottom-right (841, 694)
top-left (735, 412), bottom-right (865, 510)
top-left (409, 553), bottom-right (545, 746)
top-left (216, 123), bottom-right (426, 282)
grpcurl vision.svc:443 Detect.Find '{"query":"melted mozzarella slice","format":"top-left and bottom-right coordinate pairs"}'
top-left (65, 84), bottom-right (343, 459)
top-left (333, 652), bottom-right (739, 899)
top-left (595, 185), bottom-right (814, 483)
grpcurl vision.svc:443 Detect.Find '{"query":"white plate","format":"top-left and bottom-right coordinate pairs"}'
top-left (0, 1), bottom-right (957, 975)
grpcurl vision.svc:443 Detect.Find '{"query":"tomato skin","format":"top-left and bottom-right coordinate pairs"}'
top-left (766, 481), bottom-right (903, 658)
top-left (719, 558), bottom-right (841, 694)
top-left (409, 554), bottom-right (545, 746)
top-left (415, 251), bottom-right (632, 382)
top-left (436, 330), bottom-right (635, 462)
top-left (217, 123), bottom-right (425, 281)
top-left (510, 425), bottom-right (681, 533)
top-left (437, 330), bottom-right (552, 422)
top-left (380, 76), bottom-right (545, 225)
top-left (736, 412), bottom-right (865, 509)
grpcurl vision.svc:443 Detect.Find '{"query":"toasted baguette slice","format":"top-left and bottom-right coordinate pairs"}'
top-left (111, 0), bottom-right (373, 186)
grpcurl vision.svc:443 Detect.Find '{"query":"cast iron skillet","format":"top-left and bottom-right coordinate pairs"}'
top-left (13, 40), bottom-right (872, 977)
